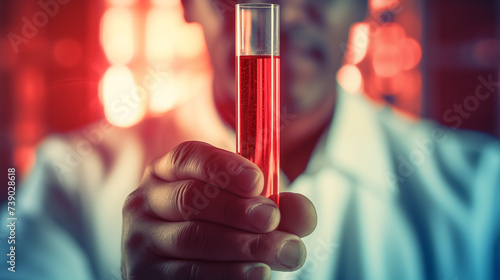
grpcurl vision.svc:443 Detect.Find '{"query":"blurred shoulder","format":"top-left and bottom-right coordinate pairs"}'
top-left (379, 103), bottom-right (500, 153)
top-left (39, 119), bottom-right (138, 168)
top-left (35, 113), bottom-right (182, 189)
top-left (378, 104), bottom-right (500, 186)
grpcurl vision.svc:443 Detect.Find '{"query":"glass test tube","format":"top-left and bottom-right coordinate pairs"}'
top-left (236, 4), bottom-right (280, 205)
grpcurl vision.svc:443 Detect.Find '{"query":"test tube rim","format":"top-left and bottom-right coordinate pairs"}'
top-left (235, 3), bottom-right (280, 9)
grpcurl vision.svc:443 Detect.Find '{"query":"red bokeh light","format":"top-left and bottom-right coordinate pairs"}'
top-left (373, 44), bottom-right (403, 77)
top-left (376, 23), bottom-right (406, 45)
top-left (53, 38), bottom-right (82, 67)
top-left (400, 37), bottom-right (422, 70)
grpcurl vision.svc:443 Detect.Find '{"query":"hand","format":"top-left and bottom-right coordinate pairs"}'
top-left (122, 141), bottom-right (317, 280)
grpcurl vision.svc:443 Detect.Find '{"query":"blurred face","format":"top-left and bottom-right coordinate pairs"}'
top-left (185, 0), bottom-right (365, 127)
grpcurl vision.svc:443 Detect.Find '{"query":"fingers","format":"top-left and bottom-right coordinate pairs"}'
top-left (122, 141), bottom-right (318, 278)
top-left (150, 141), bottom-right (264, 197)
top-left (140, 178), bottom-right (281, 233)
top-left (127, 260), bottom-right (271, 280)
top-left (146, 221), bottom-right (306, 271)
top-left (278, 192), bottom-right (318, 238)
top-left (126, 180), bottom-right (316, 235)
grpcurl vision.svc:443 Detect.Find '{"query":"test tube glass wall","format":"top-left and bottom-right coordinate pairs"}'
top-left (236, 4), bottom-right (280, 205)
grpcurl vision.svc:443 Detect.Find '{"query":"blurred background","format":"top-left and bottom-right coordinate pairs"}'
top-left (0, 0), bottom-right (499, 185)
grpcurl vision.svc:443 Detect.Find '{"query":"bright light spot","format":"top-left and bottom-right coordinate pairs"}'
top-left (373, 44), bottom-right (403, 77)
top-left (178, 71), bottom-right (211, 105)
top-left (370, 0), bottom-right (400, 12)
top-left (348, 23), bottom-right (370, 64)
top-left (53, 38), bottom-right (82, 67)
top-left (145, 8), bottom-right (177, 63)
top-left (17, 67), bottom-right (44, 102)
top-left (151, 0), bottom-right (180, 8)
top-left (175, 23), bottom-right (206, 59)
top-left (149, 80), bottom-right (179, 114)
top-left (337, 64), bottom-right (363, 94)
top-left (101, 7), bottom-right (135, 65)
top-left (101, 65), bottom-right (146, 127)
top-left (107, 0), bottom-right (136, 6)
top-left (400, 38), bottom-right (422, 70)
top-left (149, 70), bottom-right (210, 114)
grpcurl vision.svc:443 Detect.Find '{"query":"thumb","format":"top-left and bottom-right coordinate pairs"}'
top-left (277, 192), bottom-right (317, 237)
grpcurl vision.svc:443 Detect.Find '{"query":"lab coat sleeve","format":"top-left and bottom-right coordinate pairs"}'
top-left (476, 141), bottom-right (500, 280)
top-left (448, 133), bottom-right (500, 280)
top-left (0, 136), bottom-right (96, 280)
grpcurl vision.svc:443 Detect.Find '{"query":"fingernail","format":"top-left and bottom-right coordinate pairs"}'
top-left (278, 240), bottom-right (304, 269)
top-left (247, 265), bottom-right (271, 280)
top-left (237, 168), bottom-right (262, 193)
top-left (249, 204), bottom-right (280, 231)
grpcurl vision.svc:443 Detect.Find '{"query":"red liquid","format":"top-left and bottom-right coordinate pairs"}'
top-left (237, 55), bottom-right (280, 205)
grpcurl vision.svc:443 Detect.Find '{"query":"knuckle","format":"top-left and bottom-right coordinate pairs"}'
top-left (203, 151), bottom-right (223, 181)
top-left (247, 234), bottom-right (266, 259)
top-left (123, 190), bottom-right (147, 217)
top-left (175, 180), bottom-right (199, 218)
top-left (218, 265), bottom-right (238, 280)
top-left (126, 259), bottom-right (160, 280)
top-left (177, 222), bottom-right (211, 256)
top-left (163, 262), bottom-right (200, 280)
top-left (170, 141), bottom-right (201, 173)
top-left (122, 191), bottom-right (152, 252)
top-left (188, 262), bottom-right (202, 280)
top-left (221, 196), bottom-right (233, 224)
top-left (122, 229), bottom-right (153, 277)
top-left (175, 181), bottom-right (190, 215)
top-left (123, 230), bottom-right (147, 255)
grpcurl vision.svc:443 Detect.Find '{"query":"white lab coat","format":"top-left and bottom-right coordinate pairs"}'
top-left (1, 86), bottom-right (499, 280)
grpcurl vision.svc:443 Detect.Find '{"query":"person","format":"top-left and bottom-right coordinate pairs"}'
top-left (2, 0), bottom-right (500, 279)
